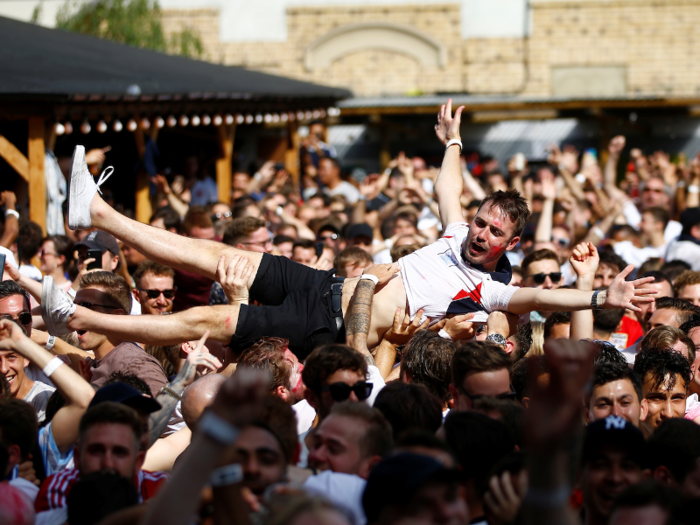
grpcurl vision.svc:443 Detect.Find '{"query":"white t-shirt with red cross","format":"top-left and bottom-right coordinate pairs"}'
top-left (398, 222), bottom-right (517, 324)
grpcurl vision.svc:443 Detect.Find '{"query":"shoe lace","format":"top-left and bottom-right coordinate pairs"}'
top-left (95, 166), bottom-right (114, 195)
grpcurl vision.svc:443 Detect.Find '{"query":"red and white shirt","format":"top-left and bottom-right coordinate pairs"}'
top-left (398, 222), bottom-right (516, 323)
top-left (35, 468), bottom-right (168, 512)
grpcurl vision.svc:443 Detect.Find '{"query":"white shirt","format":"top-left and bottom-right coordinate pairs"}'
top-left (24, 381), bottom-right (56, 423)
top-left (666, 239), bottom-right (700, 271)
top-left (293, 400), bottom-right (316, 436)
top-left (325, 181), bottom-right (361, 204)
top-left (398, 222), bottom-right (517, 323)
top-left (304, 471), bottom-right (366, 525)
top-left (614, 241), bottom-right (666, 269)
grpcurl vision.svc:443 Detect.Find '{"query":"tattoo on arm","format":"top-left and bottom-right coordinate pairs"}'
top-left (346, 279), bottom-right (376, 356)
top-left (148, 392), bottom-right (179, 448)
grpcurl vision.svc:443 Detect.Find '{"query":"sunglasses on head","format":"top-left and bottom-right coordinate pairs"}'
top-left (321, 381), bottom-right (373, 402)
top-left (531, 272), bottom-right (562, 285)
top-left (139, 288), bottom-right (177, 299)
top-left (0, 312), bottom-right (32, 326)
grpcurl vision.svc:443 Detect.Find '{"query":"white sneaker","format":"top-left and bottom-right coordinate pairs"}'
top-left (68, 145), bottom-right (114, 230)
top-left (41, 276), bottom-right (77, 336)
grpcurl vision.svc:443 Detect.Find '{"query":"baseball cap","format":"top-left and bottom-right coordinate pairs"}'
top-left (680, 208), bottom-right (700, 235)
top-left (582, 415), bottom-right (646, 465)
top-left (90, 383), bottom-right (162, 413)
top-left (362, 453), bottom-right (461, 524)
top-left (347, 223), bottom-right (373, 241)
top-left (75, 231), bottom-right (120, 255)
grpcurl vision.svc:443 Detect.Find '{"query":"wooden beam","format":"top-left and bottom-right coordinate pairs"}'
top-left (216, 123), bottom-right (236, 205)
top-left (28, 117), bottom-right (46, 234)
top-left (133, 124), bottom-right (152, 224)
top-left (285, 120), bottom-right (300, 189)
top-left (0, 135), bottom-right (29, 181)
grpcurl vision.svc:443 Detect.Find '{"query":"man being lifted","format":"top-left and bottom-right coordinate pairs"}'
top-left (42, 100), bottom-right (656, 357)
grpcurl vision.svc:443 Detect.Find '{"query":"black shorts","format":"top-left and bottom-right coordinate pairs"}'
top-left (229, 253), bottom-right (343, 360)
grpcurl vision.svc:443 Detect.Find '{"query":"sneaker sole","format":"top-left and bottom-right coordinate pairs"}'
top-left (68, 145), bottom-right (87, 231)
top-left (41, 276), bottom-right (57, 335)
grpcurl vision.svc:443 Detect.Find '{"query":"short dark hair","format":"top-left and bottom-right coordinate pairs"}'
top-left (254, 395), bottom-right (299, 464)
top-left (302, 344), bottom-right (367, 393)
top-left (104, 373), bottom-right (153, 398)
top-left (223, 217), bottom-right (266, 246)
top-left (633, 349), bottom-right (692, 393)
top-left (330, 402), bottom-right (393, 459)
top-left (513, 322), bottom-right (533, 362)
top-left (643, 207), bottom-right (670, 229)
top-left (18, 220), bottom-right (43, 264)
top-left (181, 208), bottom-right (214, 236)
top-left (522, 249), bottom-right (559, 277)
top-left (150, 207), bottom-right (181, 231)
top-left (79, 402), bottom-right (143, 448)
top-left (452, 341), bottom-right (511, 387)
top-left (598, 250), bottom-right (628, 275)
top-left (679, 314), bottom-right (700, 336)
top-left (640, 270), bottom-right (672, 290)
top-left (373, 382), bottom-right (443, 441)
top-left (590, 340), bottom-right (628, 366)
top-left (511, 355), bottom-right (549, 403)
top-left (611, 481), bottom-right (682, 517)
top-left (472, 397), bottom-right (525, 449)
top-left (641, 326), bottom-right (696, 364)
top-left (79, 271), bottom-right (132, 314)
top-left (401, 330), bottom-right (455, 403)
top-left (131, 260), bottom-right (175, 289)
top-left (543, 311), bottom-right (571, 339)
top-left (0, 399), bottom-right (38, 458)
top-left (586, 363), bottom-right (643, 406)
top-left (67, 470), bottom-right (139, 525)
top-left (292, 239), bottom-right (315, 252)
top-left (593, 308), bottom-right (625, 334)
top-left (661, 260), bottom-right (692, 283)
top-left (478, 189), bottom-right (531, 238)
top-left (647, 419), bottom-right (700, 483)
top-left (0, 280), bottom-right (29, 309)
top-left (443, 411), bottom-right (514, 483)
top-left (654, 297), bottom-right (700, 325)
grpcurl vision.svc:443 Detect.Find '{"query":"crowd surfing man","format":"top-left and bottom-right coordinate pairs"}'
top-left (42, 100), bottom-right (656, 359)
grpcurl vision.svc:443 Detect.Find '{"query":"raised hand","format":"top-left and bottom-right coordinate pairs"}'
top-left (444, 313), bottom-right (477, 340)
top-left (384, 308), bottom-right (429, 345)
top-left (487, 311), bottom-right (518, 339)
top-left (0, 318), bottom-right (26, 349)
top-left (608, 135), bottom-right (626, 157)
top-left (603, 265), bottom-right (656, 312)
top-left (216, 255), bottom-right (254, 305)
top-left (173, 330), bottom-right (222, 388)
top-left (484, 470), bottom-right (528, 525)
top-left (569, 242), bottom-right (599, 282)
top-left (434, 99), bottom-right (464, 146)
top-left (85, 147), bottom-right (110, 166)
top-left (151, 174), bottom-right (172, 194)
top-left (0, 191), bottom-right (17, 209)
top-left (539, 170), bottom-right (557, 201)
top-left (360, 173), bottom-right (380, 199)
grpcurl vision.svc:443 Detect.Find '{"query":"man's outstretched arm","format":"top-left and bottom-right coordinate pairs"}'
top-left (507, 265), bottom-right (656, 316)
top-left (433, 99), bottom-right (466, 230)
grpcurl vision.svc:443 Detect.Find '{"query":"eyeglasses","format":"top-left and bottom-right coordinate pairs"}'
top-left (0, 312), bottom-right (32, 326)
top-left (319, 233), bottom-right (338, 242)
top-left (551, 236), bottom-right (570, 248)
top-left (76, 301), bottom-right (121, 311)
top-left (211, 211), bottom-right (232, 221)
top-left (458, 385), bottom-right (517, 403)
top-left (321, 381), bottom-right (373, 402)
top-left (139, 288), bottom-right (177, 299)
top-left (39, 249), bottom-right (58, 257)
top-left (531, 272), bottom-right (562, 285)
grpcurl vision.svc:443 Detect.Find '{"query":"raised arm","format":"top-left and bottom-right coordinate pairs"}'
top-left (534, 171), bottom-right (557, 244)
top-left (434, 99), bottom-right (466, 230)
top-left (604, 136), bottom-right (625, 197)
top-left (0, 192), bottom-right (19, 249)
top-left (0, 319), bottom-right (94, 453)
top-left (568, 242), bottom-right (599, 341)
top-left (507, 265), bottom-right (655, 316)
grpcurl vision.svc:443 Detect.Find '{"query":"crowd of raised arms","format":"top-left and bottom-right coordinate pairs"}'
top-left (3, 99), bottom-right (700, 525)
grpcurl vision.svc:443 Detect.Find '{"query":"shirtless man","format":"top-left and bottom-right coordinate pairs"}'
top-left (41, 100), bottom-right (656, 358)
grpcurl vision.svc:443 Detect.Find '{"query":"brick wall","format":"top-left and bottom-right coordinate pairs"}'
top-left (161, 0), bottom-right (700, 98)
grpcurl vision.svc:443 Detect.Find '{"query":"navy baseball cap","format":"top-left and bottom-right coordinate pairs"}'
top-left (90, 383), bottom-right (162, 414)
top-left (75, 230), bottom-right (120, 255)
top-left (347, 223), bottom-right (373, 241)
top-left (362, 453), bottom-right (461, 524)
top-left (582, 415), bottom-right (646, 464)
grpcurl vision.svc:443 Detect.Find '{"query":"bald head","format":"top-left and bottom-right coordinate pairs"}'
top-left (181, 374), bottom-right (227, 429)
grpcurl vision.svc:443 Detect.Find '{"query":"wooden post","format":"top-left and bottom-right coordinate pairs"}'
top-left (0, 135), bottom-right (29, 181)
top-left (28, 117), bottom-right (46, 234)
top-left (133, 123), bottom-right (152, 223)
top-left (216, 123), bottom-right (235, 205)
top-left (285, 120), bottom-right (300, 189)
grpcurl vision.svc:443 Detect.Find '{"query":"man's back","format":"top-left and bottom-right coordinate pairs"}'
top-left (88, 342), bottom-right (167, 396)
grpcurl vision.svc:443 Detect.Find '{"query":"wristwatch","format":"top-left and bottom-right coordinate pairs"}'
top-left (486, 333), bottom-right (507, 348)
top-left (591, 290), bottom-right (603, 310)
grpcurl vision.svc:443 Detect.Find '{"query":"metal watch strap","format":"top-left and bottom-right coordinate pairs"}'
top-left (486, 333), bottom-right (507, 348)
top-left (591, 290), bottom-right (603, 310)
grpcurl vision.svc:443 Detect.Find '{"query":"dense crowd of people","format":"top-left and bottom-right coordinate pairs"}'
top-left (3, 99), bottom-right (700, 525)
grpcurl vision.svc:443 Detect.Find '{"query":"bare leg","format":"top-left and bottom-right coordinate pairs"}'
top-left (89, 194), bottom-right (263, 280)
top-left (69, 304), bottom-right (240, 345)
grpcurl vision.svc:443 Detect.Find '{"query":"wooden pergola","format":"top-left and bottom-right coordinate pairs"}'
top-left (0, 16), bottom-right (350, 233)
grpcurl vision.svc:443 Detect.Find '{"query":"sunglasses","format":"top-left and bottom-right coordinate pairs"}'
top-left (319, 233), bottom-right (338, 242)
top-left (139, 288), bottom-right (176, 299)
top-left (211, 211), bottom-right (232, 221)
top-left (551, 236), bottom-right (570, 248)
top-left (531, 272), bottom-right (562, 284)
top-left (321, 381), bottom-right (373, 402)
top-left (0, 312), bottom-right (32, 326)
top-left (75, 301), bottom-right (121, 311)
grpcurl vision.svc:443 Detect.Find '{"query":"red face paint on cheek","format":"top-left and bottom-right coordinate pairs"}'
top-left (487, 244), bottom-right (502, 259)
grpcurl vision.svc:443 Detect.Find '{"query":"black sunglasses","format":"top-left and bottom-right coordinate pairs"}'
top-left (75, 301), bottom-right (121, 311)
top-left (0, 312), bottom-right (32, 326)
top-left (139, 288), bottom-right (176, 299)
top-left (531, 272), bottom-right (562, 285)
top-left (458, 384), bottom-right (517, 403)
top-left (319, 233), bottom-right (338, 241)
top-left (321, 381), bottom-right (373, 402)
